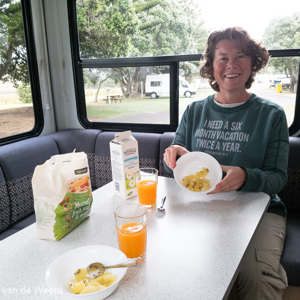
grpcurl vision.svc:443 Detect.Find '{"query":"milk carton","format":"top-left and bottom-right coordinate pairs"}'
top-left (110, 131), bottom-right (139, 199)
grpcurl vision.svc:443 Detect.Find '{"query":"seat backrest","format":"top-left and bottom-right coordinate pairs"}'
top-left (0, 167), bottom-right (10, 233)
top-left (0, 136), bottom-right (60, 226)
top-left (159, 132), bottom-right (175, 178)
top-left (48, 129), bottom-right (102, 190)
top-left (278, 137), bottom-right (300, 212)
top-left (94, 131), bottom-right (161, 189)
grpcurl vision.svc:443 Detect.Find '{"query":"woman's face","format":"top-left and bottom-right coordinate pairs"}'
top-left (213, 39), bottom-right (252, 94)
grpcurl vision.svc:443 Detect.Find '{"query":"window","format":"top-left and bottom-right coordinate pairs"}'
top-left (83, 66), bottom-right (171, 125)
top-left (69, 0), bottom-right (300, 135)
top-left (254, 54), bottom-right (300, 128)
top-left (151, 81), bottom-right (162, 87)
top-left (0, 0), bottom-right (43, 145)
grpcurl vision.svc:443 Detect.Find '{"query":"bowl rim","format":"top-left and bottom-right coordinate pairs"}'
top-left (45, 244), bottom-right (127, 297)
top-left (173, 151), bottom-right (222, 193)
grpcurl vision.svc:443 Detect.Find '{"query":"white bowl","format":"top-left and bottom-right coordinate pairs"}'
top-left (45, 245), bottom-right (128, 300)
top-left (173, 152), bottom-right (222, 194)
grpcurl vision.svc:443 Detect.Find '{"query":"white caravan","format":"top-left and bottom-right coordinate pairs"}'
top-left (145, 74), bottom-right (196, 98)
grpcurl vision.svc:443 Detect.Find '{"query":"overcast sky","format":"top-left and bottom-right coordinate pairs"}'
top-left (199, 0), bottom-right (298, 41)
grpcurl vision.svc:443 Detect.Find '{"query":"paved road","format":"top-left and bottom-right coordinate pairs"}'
top-left (99, 84), bottom-right (296, 125)
top-left (250, 85), bottom-right (295, 125)
top-left (250, 85), bottom-right (295, 107)
top-left (100, 110), bottom-right (170, 124)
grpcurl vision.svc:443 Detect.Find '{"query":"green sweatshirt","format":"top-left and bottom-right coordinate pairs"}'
top-left (164, 93), bottom-right (289, 216)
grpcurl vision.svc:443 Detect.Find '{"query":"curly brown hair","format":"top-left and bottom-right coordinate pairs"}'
top-left (200, 27), bottom-right (269, 92)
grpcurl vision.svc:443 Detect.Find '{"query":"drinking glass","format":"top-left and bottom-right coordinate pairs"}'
top-left (136, 168), bottom-right (158, 208)
top-left (114, 204), bottom-right (148, 262)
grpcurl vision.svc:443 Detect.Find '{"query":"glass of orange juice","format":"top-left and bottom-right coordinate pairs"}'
top-left (136, 168), bottom-right (158, 209)
top-left (114, 204), bottom-right (148, 262)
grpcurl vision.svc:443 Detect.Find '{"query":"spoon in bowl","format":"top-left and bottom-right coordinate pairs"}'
top-left (157, 196), bottom-right (166, 211)
top-left (87, 260), bottom-right (137, 277)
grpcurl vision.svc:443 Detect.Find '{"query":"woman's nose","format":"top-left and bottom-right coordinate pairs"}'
top-left (226, 58), bottom-right (238, 68)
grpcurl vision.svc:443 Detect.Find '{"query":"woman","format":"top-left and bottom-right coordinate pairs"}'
top-left (164, 27), bottom-right (289, 299)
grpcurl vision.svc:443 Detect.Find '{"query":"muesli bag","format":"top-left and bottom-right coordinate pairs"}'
top-left (32, 152), bottom-right (93, 241)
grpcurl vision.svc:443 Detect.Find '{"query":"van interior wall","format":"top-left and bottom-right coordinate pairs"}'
top-left (33, 0), bottom-right (82, 133)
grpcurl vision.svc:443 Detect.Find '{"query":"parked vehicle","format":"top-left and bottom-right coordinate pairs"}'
top-left (270, 75), bottom-right (291, 89)
top-left (145, 74), bottom-right (197, 99)
top-left (281, 77), bottom-right (291, 89)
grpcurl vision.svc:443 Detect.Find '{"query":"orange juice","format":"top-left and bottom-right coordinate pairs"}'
top-left (136, 180), bottom-right (157, 207)
top-left (117, 222), bottom-right (147, 261)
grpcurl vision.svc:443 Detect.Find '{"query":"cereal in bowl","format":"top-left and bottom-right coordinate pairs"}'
top-left (68, 267), bottom-right (118, 294)
top-left (182, 167), bottom-right (211, 192)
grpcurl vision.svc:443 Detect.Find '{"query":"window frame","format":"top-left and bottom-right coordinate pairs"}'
top-left (68, 0), bottom-right (300, 135)
top-left (268, 50), bottom-right (300, 135)
top-left (0, 0), bottom-right (44, 146)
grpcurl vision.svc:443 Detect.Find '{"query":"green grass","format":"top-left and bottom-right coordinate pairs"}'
top-left (86, 89), bottom-right (213, 120)
top-left (87, 97), bottom-right (170, 118)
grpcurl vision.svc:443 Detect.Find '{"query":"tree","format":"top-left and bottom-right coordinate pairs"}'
top-left (77, 0), bottom-right (138, 58)
top-left (133, 0), bottom-right (197, 56)
top-left (78, 0), bottom-right (209, 99)
top-left (262, 13), bottom-right (300, 92)
top-left (0, 0), bottom-right (29, 86)
top-left (77, 0), bottom-right (140, 100)
top-left (113, 0), bottom-right (208, 96)
top-left (17, 83), bottom-right (32, 103)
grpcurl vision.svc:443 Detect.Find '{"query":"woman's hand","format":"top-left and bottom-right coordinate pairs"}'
top-left (163, 145), bottom-right (189, 170)
top-left (207, 165), bottom-right (247, 194)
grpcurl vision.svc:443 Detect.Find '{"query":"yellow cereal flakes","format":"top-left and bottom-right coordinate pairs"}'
top-left (68, 267), bottom-right (118, 295)
top-left (182, 167), bottom-right (210, 192)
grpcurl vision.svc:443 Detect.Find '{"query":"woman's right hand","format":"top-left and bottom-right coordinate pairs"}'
top-left (163, 145), bottom-right (189, 170)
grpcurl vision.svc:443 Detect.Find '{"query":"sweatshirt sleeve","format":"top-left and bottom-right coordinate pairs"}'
top-left (240, 109), bottom-right (289, 194)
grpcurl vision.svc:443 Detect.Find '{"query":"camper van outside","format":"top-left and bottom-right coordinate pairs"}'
top-left (145, 74), bottom-right (196, 99)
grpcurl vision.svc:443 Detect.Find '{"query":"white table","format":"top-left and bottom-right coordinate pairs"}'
top-left (0, 177), bottom-right (269, 300)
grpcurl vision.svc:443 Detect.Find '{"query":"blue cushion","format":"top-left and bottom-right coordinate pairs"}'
top-left (0, 136), bottom-right (59, 180)
top-left (48, 129), bottom-right (101, 153)
top-left (133, 132), bottom-right (160, 170)
top-left (159, 132), bottom-right (175, 178)
top-left (0, 136), bottom-right (59, 225)
top-left (0, 167), bottom-right (10, 233)
top-left (279, 168), bottom-right (300, 213)
top-left (10, 213), bottom-right (36, 230)
top-left (94, 132), bottom-right (114, 188)
top-left (281, 212), bottom-right (300, 286)
top-left (94, 132), bottom-right (161, 189)
top-left (279, 137), bottom-right (300, 212)
top-left (0, 228), bottom-right (19, 240)
top-left (0, 213), bottom-right (36, 240)
top-left (48, 129), bottom-right (101, 190)
top-left (287, 137), bottom-right (300, 169)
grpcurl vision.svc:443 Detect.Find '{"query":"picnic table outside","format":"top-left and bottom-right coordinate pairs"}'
top-left (103, 94), bottom-right (123, 104)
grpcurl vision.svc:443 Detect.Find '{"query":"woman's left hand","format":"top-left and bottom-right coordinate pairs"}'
top-left (207, 165), bottom-right (247, 194)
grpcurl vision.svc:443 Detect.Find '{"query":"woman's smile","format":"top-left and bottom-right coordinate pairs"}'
top-left (224, 73), bottom-right (241, 78)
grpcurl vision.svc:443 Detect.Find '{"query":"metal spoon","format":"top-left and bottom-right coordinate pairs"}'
top-left (87, 260), bottom-right (137, 277)
top-left (157, 196), bottom-right (166, 211)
